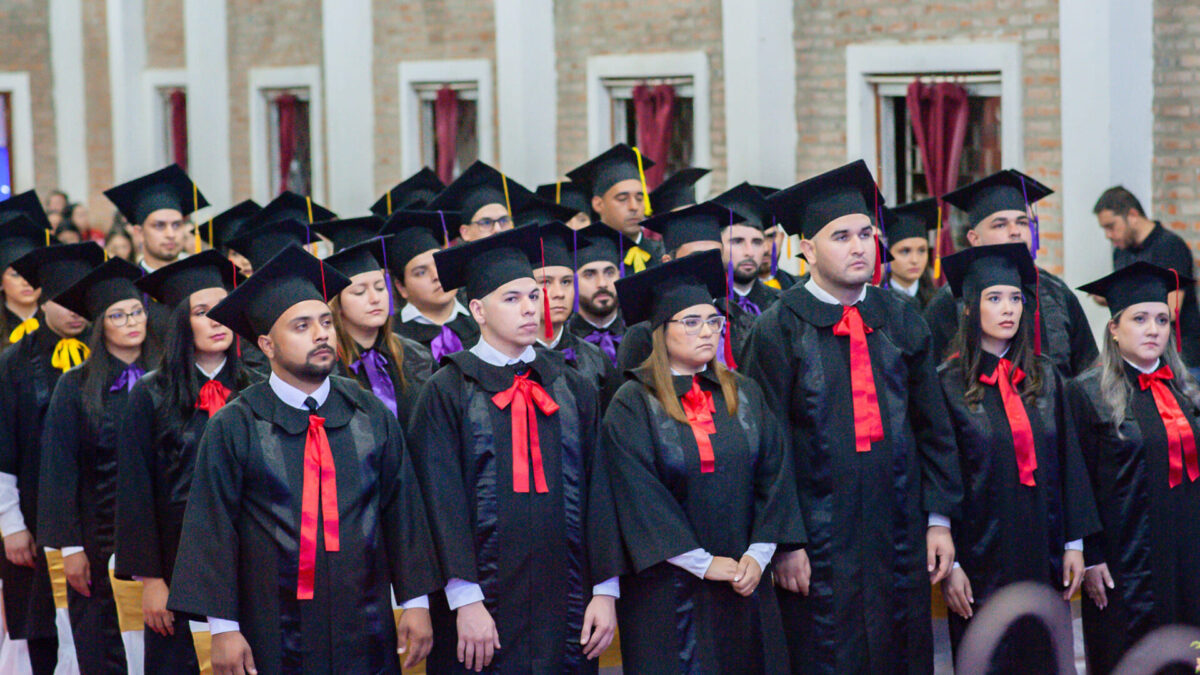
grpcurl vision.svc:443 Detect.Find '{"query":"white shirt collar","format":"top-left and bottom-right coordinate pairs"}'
top-left (733, 284), bottom-right (753, 298)
top-left (268, 372), bottom-right (331, 410)
top-left (537, 326), bottom-right (564, 349)
top-left (469, 337), bottom-right (536, 367)
top-left (670, 364), bottom-right (708, 376)
top-left (196, 358), bottom-right (227, 380)
top-left (583, 312), bottom-right (619, 330)
top-left (805, 278), bottom-right (867, 306)
top-left (1124, 357), bottom-right (1162, 375)
top-left (891, 277), bottom-right (919, 298)
top-left (400, 301), bottom-right (469, 325)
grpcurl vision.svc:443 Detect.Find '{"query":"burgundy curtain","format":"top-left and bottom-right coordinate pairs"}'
top-left (632, 84), bottom-right (676, 188)
top-left (276, 93), bottom-right (298, 195)
top-left (168, 89), bottom-right (188, 171)
top-left (905, 79), bottom-right (969, 262)
top-left (434, 86), bottom-right (459, 184)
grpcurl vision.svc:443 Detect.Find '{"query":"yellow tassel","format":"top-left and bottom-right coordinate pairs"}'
top-left (306, 196), bottom-right (314, 223)
top-left (208, 218), bottom-right (214, 247)
top-left (633, 146), bottom-right (652, 216)
top-left (932, 202), bottom-right (943, 280)
top-left (501, 172), bottom-right (513, 221)
top-left (45, 229), bottom-right (50, 246)
top-left (193, 182), bottom-right (201, 252)
top-left (555, 180), bottom-right (562, 205)
top-left (386, 190), bottom-right (393, 215)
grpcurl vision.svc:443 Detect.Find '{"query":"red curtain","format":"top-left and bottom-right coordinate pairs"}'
top-left (168, 89), bottom-right (188, 171)
top-left (632, 84), bottom-right (675, 189)
top-left (905, 79), bottom-right (970, 261)
top-left (276, 93), bottom-right (298, 195)
top-left (434, 86), bottom-right (459, 185)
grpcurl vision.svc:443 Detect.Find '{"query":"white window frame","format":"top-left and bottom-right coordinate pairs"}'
top-left (248, 65), bottom-right (326, 205)
top-left (397, 59), bottom-right (494, 179)
top-left (142, 68), bottom-right (187, 170)
top-left (585, 51), bottom-right (711, 198)
top-left (0, 72), bottom-right (34, 195)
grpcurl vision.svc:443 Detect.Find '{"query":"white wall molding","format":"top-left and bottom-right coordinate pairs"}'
top-left (185, 0), bottom-right (232, 209)
top-left (248, 66), bottom-right (326, 205)
top-left (141, 68), bottom-right (186, 170)
top-left (495, 0), bottom-right (556, 183)
top-left (0, 72), bottom-right (35, 195)
top-left (49, 0), bottom-right (88, 199)
top-left (322, 0), bottom-right (374, 215)
top-left (396, 59), bottom-right (495, 179)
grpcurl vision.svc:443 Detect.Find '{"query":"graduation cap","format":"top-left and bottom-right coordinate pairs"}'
top-left (535, 181), bottom-right (592, 217)
top-left (135, 249), bottom-right (244, 309)
top-left (310, 215), bottom-right (385, 252)
top-left (567, 144), bottom-right (656, 204)
top-left (207, 244), bottom-right (351, 344)
top-left (242, 191), bottom-right (336, 231)
top-left (10, 241), bottom-right (105, 299)
top-left (0, 214), bottom-right (51, 272)
top-left (536, 221), bottom-right (578, 271)
top-left (641, 201), bottom-right (743, 253)
top-left (649, 168), bottom-right (710, 213)
top-left (224, 218), bottom-right (315, 270)
top-left (942, 169), bottom-right (1053, 229)
top-left (201, 200), bottom-right (261, 251)
top-left (614, 248), bottom-right (726, 328)
top-left (104, 164), bottom-right (208, 226)
top-left (433, 224), bottom-right (541, 301)
top-left (323, 235), bottom-right (391, 280)
top-left (941, 243), bottom-right (1037, 300)
top-left (767, 160), bottom-right (882, 240)
top-left (376, 209), bottom-right (455, 277)
top-left (0, 190), bottom-right (52, 231)
top-left (425, 160), bottom-right (535, 224)
top-left (713, 182), bottom-right (774, 230)
top-left (882, 198), bottom-right (939, 246)
top-left (1079, 261), bottom-right (1191, 318)
top-left (370, 168), bottom-right (445, 216)
top-left (575, 223), bottom-right (630, 270)
top-left (753, 185), bottom-right (780, 198)
top-left (515, 197), bottom-right (581, 229)
top-left (53, 257), bottom-right (144, 322)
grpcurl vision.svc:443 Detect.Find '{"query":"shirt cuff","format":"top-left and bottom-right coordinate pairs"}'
top-left (0, 472), bottom-right (26, 536)
top-left (1065, 539), bottom-right (1083, 552)
top-left (444, 578), bottom-right (485, 611)
top-left (927, 513), bottom-right (951, 529)
top-left (668, 548), bottom-right (714, 579)
top-left (208, 618), bottom-right (241, 635)
top-left (744, 543), bottom-right (777, 573)
top-left (592, 577), bottom-right (620, 599)
top-left (61, 546), bottom-right (85, 558)
top-left (400, 595), bottom-right (430, 610)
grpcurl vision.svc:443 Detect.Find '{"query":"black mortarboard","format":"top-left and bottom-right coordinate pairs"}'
top-left (310, 215), bottom-right (385, 252)
top-left (941, 243), bottom-right (1037, 300)
top-left (224, 218), bottom-right (315, 269)
top-left (713, 182), bottom-right (774, 230)
top-left (575, 223), bottom-right (630, 269)
top-left (536, 221), bottom-right (578, 270)
top-left (104, 165), bottom-right (208, 226)
top-left (1078, 261), bottom-right (1191, 317)
top-left (642, 202), bottom-right (744, 253)
top-left (242, 191), bottom-right (336, 231)
top-left (370, 168), bottom-right (446, 216)
top-left (434, 224), bottom-right (541, 300)
top-left (566, 144), bottom-right (656, 198)
top-left (883, 198), bottom-right (939, 245)
top-left (376, 210), bottom-right (455, 276)
top-left (10, 241), bottom-right (105, 299)
top-left (0, 215), bottom-right (50, 271)
top-left (753, 185), bottom-right (780, 198)
top-left (649, 168), bottom-right (710, 212)
top-left (53, 257), bottom-right (143, 322)
top-left (942, 169), bottom-right (1053, 228)
top-left (0, 190), bottom-right (52, 231)
top-left (135, 249), bottom-right (244, 309)
top-left (426, 161), bottom-right (535, 224)
top-left (323, 236), bottom-right (391, 280)
top-left (768, 160), bottom-right (882, 239)
top-left (207, 245), bottom-right (351, 344)
top-left (535, 181), bottom-right (592, 217)
top-left (515, 198), bottom-right (581, 228)
top-left (201, 200), bottom-right (261, 250)
top-left (615, 249), bottom-right (726, 328)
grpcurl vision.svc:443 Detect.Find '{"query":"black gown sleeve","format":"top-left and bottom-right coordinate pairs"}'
top-left (1052, 370), bottom-right (1101, 543)
top-left (740, 310), bottom-right (796, 416)
top-left (745, 381), bottom-right (807, 549)
top-left (0, 348), bottom-right (19, 477)
top-left (37, 372), bottom-right (83, 548)
top-left (1064, 377), bottom-right (1107, 568)
top-left (615, 322), bottom-right (652, 373)
top-left (114, 380), bottom-right (165, 579)
top-left (905, 315), bottom-right (964, 519)
top-left (922, 288), bottom-right (959, 364)
top-left (379, 409), bottom-right (443, 602)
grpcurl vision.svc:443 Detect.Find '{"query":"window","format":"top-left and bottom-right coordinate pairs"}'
top-left (157, 87), bottom-right (188, 170)
top-left (248, 66), bottom-right (324, 204)
top-left (0, 92), bottom-right (11, 200)
top-left (397, 59), bottom-right (494, 182)
top-left (604, 76), bottom-right (695, 179)
top-left (415, 82), bottom-right (479, 182)
top-left (265, 87), bottom-right (312, 196)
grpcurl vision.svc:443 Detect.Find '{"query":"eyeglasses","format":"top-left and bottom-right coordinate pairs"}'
top-left (666, 315), bottom-right (726, 336)
top-left (106, 307), bottom-right (146, 326)
top-left (469, 215), bottom-right (512, 230)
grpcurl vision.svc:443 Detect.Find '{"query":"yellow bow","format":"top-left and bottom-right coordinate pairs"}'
top-left (50, 338), bottom-right (90, 373)
top-left (763, 277), bottom-right (782, 290)
top-left (8, 317), bottom-right (39, 344)
top-left (624, 246), bottom-right (651, 274)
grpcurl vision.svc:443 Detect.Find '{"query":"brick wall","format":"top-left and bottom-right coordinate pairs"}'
top-left (83, 0), bottom-right (115, 228)
top-left (0, 1), bottom-right (57, 200)
top-left (1153, 0), bottom-right (1200, 269)
top-left (145, 0), bottom-right (185, 70)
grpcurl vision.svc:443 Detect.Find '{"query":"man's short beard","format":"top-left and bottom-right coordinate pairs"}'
top-left (580, 291), bottom-right (616, 318)
top-left (758, 260), bottom-right (771, 276)
top-left (733, 266), bottom-right (758, 285)
top-left (278, 347), bottom-right (336, 385)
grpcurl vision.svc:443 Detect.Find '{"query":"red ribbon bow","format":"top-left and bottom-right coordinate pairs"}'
top-left (980, 359), bottom-right (1038, 486)
top-left (1138, 365), bottom-right (1200, 488)
top-left (297, 412), bottom-right (339, 600)
top-left (681, 377), bottom-right (717, 473)
top-left (492, 372), bottom-right (559, 493)
top-left (832, 306), bottom-right (884, 452)
top-left (195, 379), bottom-right (231, 416)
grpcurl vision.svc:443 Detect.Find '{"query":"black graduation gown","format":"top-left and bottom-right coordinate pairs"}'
top-left (631, 233), bottom-right (665, 270)
top-left (0, 304), bottom-right (36, 354)
top-left (0, 327), bottom-right (62, 641)
top-left (566, 313), bottom-right (626, 369)
top-left (393, 311), bottom-right (480, 356)
top-left (938, 354), bottom-right (1100, 663)
top-left (336, 334), bottom-right (435, 423)
top-left (1067, 364), bottom-right (1200, 675)
top-left (406, 350), bottom-right (623, 674)
top-left (602, 368), bottom-right (805, 674)
top-left (923, 267), bottom-right (1098, 374)
top-left (167, 376), bottom-right (442, 674)
top-left (534, 328), bottom-right (619, 408)
top-left (740, 284), bottom-right (963, 675)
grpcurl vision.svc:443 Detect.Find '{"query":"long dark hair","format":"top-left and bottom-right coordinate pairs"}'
top-left (159, 298), bottom-right (247, 438)
top-left (953, 291), bottom-right (1044, 408)
top-left (80, 306), bottom-right (154, 422)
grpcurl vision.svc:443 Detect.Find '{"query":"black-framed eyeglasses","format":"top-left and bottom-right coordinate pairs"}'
top-left (106, 307), bottom-right (146, 326)
top-left (666, 315), bottom-right (726, 336)
top-left (470, 215), bottom-right (512, 230)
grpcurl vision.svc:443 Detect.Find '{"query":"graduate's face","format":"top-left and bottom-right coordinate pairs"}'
top-left (262, 300), bottom-right (337, 384)
top-left (722, 225), bottom-right (766, 285)
top-left (664, 304), bottom-right (721, 371)
top-left (103, 298), bottom-right (147, 350)
top-left (339, 270), bottom-right (390, 331)
top-left (966, 210), bottom-right (1032, 250)
top-left (533, 266), bottom-right (575, 327)
top-left (106, 233), bottom-right (133, 262)
top-left (566, 211), bottom-right (592, 231)
top-left (576, 261), bottom-right (619, 317)
top-left (2, 267), bottom-right (40, 308)
top-left (459, 203), bottom-right (512, 242)
top-left (189, 287), bottom-right (233, 355)
top-left (41, 300), bottom-right (87, 338)
top-left (137, 208), bottom-right (186, 263)
top-left (400, 249), bottom-right (456, 310)
top-left (1111, 301), bottom-right (1172, 368)
top-left (472, 277), bottom-right (542, 352)
top-left (593, 179), bottom-right (646, 237)
top-left (889, 236), bottom-right (929, 285)
top-left (226, 249), bottom-right (253, 277)
top-left (759, 226), bottom-right (785, 275)
top-left (802, 214), bottom-right (875, 288)
top-left (976, 284), bottom-right (1024, 345)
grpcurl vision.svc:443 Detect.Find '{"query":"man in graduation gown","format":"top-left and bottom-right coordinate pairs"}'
top-left (167, 245), bottom-right (441, 674)
top-left (426, 160), bottom-right (535, 245)
top-left (0, 242), bottom-right (103, 674)
top-left (922, 169), bottom-right (1098, 375)
top-left (742, 160), bottom-right (962, 674)
top-left (406, 225), bottom-right (623, 673)
top-left (0, 207), bottom-right (50, 352)
top-left (753, 184), bottom-right (801, 291)
top-left (534, 181), bottom-right (593, 231)
top-left (567, 225), bottom-right (629, 368)
top-left (200, 200), bottom-right (261, 277)
top-left (713, 181), bottom-right (783, 337)
top-left (647, 167), bottom-right (710, 214)
top-left (567, 144), bottom-right (664, 272)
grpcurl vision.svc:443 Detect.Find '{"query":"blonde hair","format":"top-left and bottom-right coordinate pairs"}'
top-left (643, 325), bottom-right (739, 424)
top-left (329, 294), bottom-right (408, 394)
top-left (1100, 309), bottom-right (1200, 434)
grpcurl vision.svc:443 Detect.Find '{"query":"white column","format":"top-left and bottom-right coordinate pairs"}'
top-left (1059, 0), bottom-right (1154, 335)
top-left (106, 0), bottom-right (148, 183)
top-left (185, 0), bottom-right (232, 208)
top-left (494, 0), bottom-right (556, 183)
top-left (322, 0), bottom-right (374, 215)
top-left (49, 0), bottom-right (89, 199)
top-left (721, 0), bottom-right (796, 187)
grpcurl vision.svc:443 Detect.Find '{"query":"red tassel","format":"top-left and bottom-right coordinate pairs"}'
top-left (540, 238), bottom-right (554, 340)
top-left (1033, 268), bottom-right (1043, 356)
top-left (723, 317), bottom-right (737, 370)
top-left (871, 233), bottom-right (883, 286)
top-left (1174, 269), bottom-right (1183, 353)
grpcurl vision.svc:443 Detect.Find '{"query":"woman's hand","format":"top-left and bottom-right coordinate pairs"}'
top-left (1083, 563), bottom-right (1114, 610)
top-left (940, 566), bottom-right (974, 619)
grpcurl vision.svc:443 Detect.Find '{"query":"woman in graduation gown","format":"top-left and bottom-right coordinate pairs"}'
top-left (325, 235), bottom-right (435, 421)
top-left (112, 251), bottom-right (248, 674)
top-left (1069, 262), bottom-right (1200, 675)
top-left (935, 244), bottom-right (1099, 669)
top-left (602, 250), bottom-right (805, 674)
top-left (37, 257), bottom-right (153, 674)
top-left (880, 199), bottom-right (939, 311)
top-left (0, 215), bottom-right (48, 352)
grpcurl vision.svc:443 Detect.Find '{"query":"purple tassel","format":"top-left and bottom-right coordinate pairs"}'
top-left (378, 236), bottom-right (395, 316)
top-left (770, 230), bottom-right (779, 277)
top-left (437, 210), bottom-right (449, 247)
top-left (572, 229), bottom-right (580, 314)
top-left (1019, 175), bottom-right (1039, 260)
top-left (619, 236), bottom-right (626, 278)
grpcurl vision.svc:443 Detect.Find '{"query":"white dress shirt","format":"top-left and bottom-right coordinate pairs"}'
top-left (399, 301), bottom-right (469, 325)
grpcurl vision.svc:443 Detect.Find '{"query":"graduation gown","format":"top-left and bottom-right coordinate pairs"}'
top-left (534, 328), bottom-right (619, 408)
top-left (923, 267), bottom-right (1098, 374)
top-left (566, 313), bottom-right (626, 369)
top-left (1067, 364), bottom-right (1200, 675)
top-left (406, 350), bottom-right (623, 674)
top-left (1, 304), bottom-right (35, 353)
top-left (741, 284), bottom-right (962, 675)
top-left (393, 311), bottom-right (480, 358)
top-left (336, 333), bottom-right (435, 422)
top-left (167, 376), bottom-right (442, 674)
top-left (603, 368), bottom-right (805, 674)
